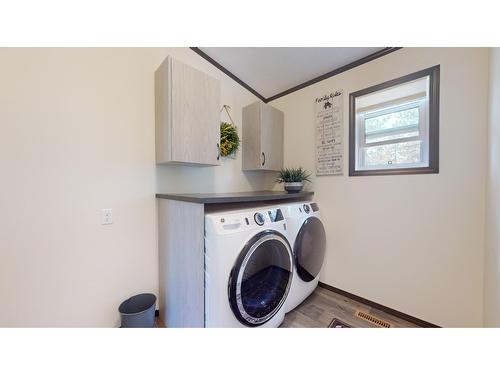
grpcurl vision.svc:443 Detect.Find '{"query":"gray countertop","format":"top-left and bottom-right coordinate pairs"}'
top-left (155, 190), bottom-right (314, 204)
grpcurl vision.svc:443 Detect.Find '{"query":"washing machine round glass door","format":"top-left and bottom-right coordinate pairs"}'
top-left (294, 216), bottom-right (326, 282)
top-left (228, 230), bottom-right (293, 326)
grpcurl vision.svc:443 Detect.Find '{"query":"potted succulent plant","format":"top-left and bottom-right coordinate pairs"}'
top-left (277, 167), bottom-right (311, 193)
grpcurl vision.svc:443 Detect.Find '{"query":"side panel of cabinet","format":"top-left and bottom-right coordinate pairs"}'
top-left (260, 104), bottom-right (284, 171)
top-left (155, 58), bottom-right (172, 163)
top-left (242, 101), bottom-right (262, 170)
top-left (158, 199), bottom-right (205, 327)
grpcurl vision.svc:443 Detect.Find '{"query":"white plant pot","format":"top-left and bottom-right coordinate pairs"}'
top-left (284, 182), bottom-right (304, 193)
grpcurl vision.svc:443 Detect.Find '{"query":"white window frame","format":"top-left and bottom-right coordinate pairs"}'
top-left (355, 98), bottom-right (429, 171)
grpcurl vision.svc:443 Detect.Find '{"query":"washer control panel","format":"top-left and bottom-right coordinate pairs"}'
top-left (268, 208), bottom-right (284, 223)
top-left (254, 212), bottom-right (265, 226)
top-left (207, 207), bottom-right (286, 234)
top-left (303, 204), bottom-right (310, 214)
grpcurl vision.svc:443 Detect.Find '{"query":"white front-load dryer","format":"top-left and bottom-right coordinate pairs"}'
top-left (281, 201), bottom-right (326, 313)
top-left (205, 206), bottom-right (293, 327)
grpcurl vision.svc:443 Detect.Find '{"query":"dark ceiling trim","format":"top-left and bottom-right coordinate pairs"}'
top-left (266, 47), bottom-right (402, 102)
top-left (190, 47), bottom-right (267, 102)
top-left (190, 47), bottom-right (402, 103)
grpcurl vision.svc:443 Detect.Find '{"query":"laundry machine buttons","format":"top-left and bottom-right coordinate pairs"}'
top-left (303, 204), bottom-right (310, 214)
top-left (254, 212), bottom-right (265, 226)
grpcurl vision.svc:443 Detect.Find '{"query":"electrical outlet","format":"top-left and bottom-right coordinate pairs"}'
top-left (101, 208), bottom-right (113, 225)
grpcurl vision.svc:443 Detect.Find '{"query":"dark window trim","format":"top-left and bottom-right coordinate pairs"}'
top-left (349, 65), bottom-right (440, 177)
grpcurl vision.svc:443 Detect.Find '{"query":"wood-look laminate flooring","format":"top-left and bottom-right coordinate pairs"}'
top-left (155, 286), bottom-right (420, 328)
top-left (281, 286), bottom-right (419, 328)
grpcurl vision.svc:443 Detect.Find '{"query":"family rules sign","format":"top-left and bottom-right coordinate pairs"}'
top-left (314, 90), bottom-right (344, 176)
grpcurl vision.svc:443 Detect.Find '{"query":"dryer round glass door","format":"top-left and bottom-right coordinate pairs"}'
top-left (294, 216), bottom-right (326, 282)
top-left (228, 230), bottom-right (293, 326)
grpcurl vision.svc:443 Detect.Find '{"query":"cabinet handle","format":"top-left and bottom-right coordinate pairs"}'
top-left (261, 152), bottom-right (265, 166)
top-left (217, 143), bottom-right (220, 161)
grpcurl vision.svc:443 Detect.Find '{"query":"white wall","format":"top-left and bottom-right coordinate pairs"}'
top-left (484, 48), bottom-right (500, 327)
top-left (271, 48), bottom-right (489, 327)
top-left (0, 48), bottom-right (268, 327)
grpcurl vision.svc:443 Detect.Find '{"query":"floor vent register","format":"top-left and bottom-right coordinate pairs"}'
top-left (355, 311), bottom-right (392, 328)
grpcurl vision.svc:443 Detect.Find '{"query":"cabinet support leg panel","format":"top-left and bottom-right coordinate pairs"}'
top-left (158, 199), bottom-right (205, 327)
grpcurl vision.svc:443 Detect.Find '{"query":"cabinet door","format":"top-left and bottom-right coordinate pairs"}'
top-left (260, 104), bottom-right (284, 171)
top-left (242, 101), bottom-right (262, 170)
top-left (170, 58), bottom-right (220, 165)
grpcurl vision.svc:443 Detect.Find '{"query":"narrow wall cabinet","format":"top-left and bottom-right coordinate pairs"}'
top-left (155, 56), bottom-right (221, 166)
top-left (242, 101), bottom-right (284, 171)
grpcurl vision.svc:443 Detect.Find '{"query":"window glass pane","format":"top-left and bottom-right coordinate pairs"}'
top-left (365, 107), bottom-right (419, 144)
top-left (365, 129), bottom-right (419, 144)
top-left (395, 140), bottom-right (422, 164)
top-left (364, 141), bottom-right (421, 167)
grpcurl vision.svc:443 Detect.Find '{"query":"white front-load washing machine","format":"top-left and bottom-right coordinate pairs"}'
top-left (204, 205), bottom-right (293, 327)
top-left (281, 201), bottom-right (326, 313)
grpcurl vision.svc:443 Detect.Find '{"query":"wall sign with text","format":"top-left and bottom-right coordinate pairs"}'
top-left (314, 90), bottom-right (344, 176)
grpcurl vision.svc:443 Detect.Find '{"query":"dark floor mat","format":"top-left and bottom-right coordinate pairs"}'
top-left (328, 318), bottom-right (352, 328)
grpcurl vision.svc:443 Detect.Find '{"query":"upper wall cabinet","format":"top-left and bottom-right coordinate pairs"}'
top-left (155, 56), bottom-right (221, 166)
top-left (242, 101), bottom-right (284, 171)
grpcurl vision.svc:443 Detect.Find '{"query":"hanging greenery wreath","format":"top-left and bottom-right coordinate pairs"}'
top-left (220, 105), bottom-right (240, 157)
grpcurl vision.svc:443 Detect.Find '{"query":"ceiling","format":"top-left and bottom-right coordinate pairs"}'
top-left (197, 47), bottom-right (386, 100)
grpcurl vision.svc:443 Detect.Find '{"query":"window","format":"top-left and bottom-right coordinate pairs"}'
top-left (349, 65), bottom-right (439, 176)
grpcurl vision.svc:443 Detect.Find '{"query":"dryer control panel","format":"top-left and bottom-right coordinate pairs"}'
top-left (280, 202), bottom-right (320, 219)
